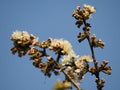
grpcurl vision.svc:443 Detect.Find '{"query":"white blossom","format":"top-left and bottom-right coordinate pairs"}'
top-left (65, 66), bottom-right (72, 72)
top-left (48, 38), bottom-right (78, 66)
top-left (75, 58), bottom-right (84, 69)
top-left (11, 30), bottom-right (23, 40)
top-left (22, 31), bottom-right (30, 40)
top-left (48, 38), bottom-right (74, 55)
top-left (82, 4), bottom-right (96, 20)
top-left (83, 10), bottom-right (90, 19)
top-left (62, 50), bottom-right (77, 66)
top-left (79, 55), bottom-right (93, 62)
top-left (11, 30), bottom-right (39, 45)
top-left (11, 30), bottom-right (30, 40)
top-left (75, 55), bottom-right (92, 69)
top-left (83, 4), bottom-right (96, 13)
top-left (32, 37), bottom-right (39, 45)
top-left (75, 69), bottom-right (81, 73)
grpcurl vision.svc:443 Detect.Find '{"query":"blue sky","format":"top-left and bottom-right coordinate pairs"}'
top-left (0, 0), bottom-right (120, 90)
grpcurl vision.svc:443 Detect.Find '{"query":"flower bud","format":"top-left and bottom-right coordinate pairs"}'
top-left (95, 78), bottom-right (99, 82)
top-left (100, 60), bottom-right (108, 70)
top-left (102, 70), bottom-right (112, 75)
top-left (107, 66), bottom-right (112, 70)
top-left (91, 34), bottom-right (96, 40)
top-left (89, 67), bottom-right (96, 74)
top-left (101, 78), bottom-right (106, 84)
top-left (11, 47), bottom-right (17, 54)
top-left (76, 6), bottom-right (80, 11)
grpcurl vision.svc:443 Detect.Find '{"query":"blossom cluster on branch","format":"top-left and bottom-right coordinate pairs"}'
top-left (72, 4), bottom-right (96, 28)
top-left (10, 4), bottom-right (112, 90)
top-left (11, 30), bottom-right (92, 84)
top-left (72, 4), bottom-right (112, 90)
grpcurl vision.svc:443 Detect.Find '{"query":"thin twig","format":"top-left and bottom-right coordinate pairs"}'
top-left (56, 53), bottom-right (61, 62)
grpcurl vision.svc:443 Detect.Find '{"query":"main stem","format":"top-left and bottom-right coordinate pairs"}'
top-left (83, 19), bottom-right (101, 90)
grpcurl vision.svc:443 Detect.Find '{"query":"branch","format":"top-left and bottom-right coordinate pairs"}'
top-left (83, 19), bottom-right (102, 90)
top-left (56, 53), bottom-right (61, 62)
top-left (62, 70), bottom-right (82, 90)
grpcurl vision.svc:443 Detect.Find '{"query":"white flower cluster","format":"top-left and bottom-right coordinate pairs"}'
top-left (62, 50), bottom-right (77, 66)
top-left (11, 30), bottom-right (29, 40)
top-left (62, 54), bottom-right (92, 82)
top-left (82, 4), bottom-right (96, 20)
top-left (47, 38), bottom-right (78, 66)
top-left (84, 4), bottom-right (96, 14)
top-left (75, 55), bottom-right (93, 69)
top-left (11, 30), bottom-right (39, 45)
top-left (48, 38), bottom-right (75, 55)
top-left (63, 55), bottom-right (92, 71)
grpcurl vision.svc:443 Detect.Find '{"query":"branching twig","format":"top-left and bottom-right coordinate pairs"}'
top-left (83, 19), bottom-right (102, 90)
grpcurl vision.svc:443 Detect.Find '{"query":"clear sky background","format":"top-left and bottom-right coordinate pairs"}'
top-left (0, 0), bottom-right (119, 90)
